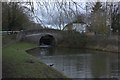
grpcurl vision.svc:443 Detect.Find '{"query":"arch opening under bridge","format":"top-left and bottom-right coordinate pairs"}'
top-left (39, 34), bottom-right (56, 47)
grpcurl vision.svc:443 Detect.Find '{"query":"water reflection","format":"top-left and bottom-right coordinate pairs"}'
top-left (27, 47), bottom-right (120, 79)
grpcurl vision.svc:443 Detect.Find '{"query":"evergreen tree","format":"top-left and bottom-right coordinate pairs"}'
top-left (90, 2), bottom-right (109, 35)
top-left (92, 2), bottom-right (102, 13)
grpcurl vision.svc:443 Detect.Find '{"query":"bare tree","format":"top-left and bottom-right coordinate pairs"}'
top-left (29, 1), bottom-right (86, 30)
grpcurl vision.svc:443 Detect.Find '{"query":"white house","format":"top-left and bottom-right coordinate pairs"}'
top-left (64, 22), bottom-right (87, 33)
top-left (72, 23), bottom-right (87, 33)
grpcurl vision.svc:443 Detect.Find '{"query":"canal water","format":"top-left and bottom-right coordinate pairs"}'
top-left (27, 47), bottom-right (120, 79)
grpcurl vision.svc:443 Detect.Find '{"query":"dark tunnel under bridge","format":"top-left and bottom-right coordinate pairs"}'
top-left (39, 35), bottom-right (56, 47)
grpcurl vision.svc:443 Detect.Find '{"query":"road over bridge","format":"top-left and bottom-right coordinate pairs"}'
top-left (16, 29), bottom-right (63, 46)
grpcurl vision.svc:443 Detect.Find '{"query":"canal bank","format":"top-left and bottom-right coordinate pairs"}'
top-left (2, 41), bottom-right (68, 78)
top-left (85, 35), bottom-right (120, 53)
top-left (58, 33), bottom-right (120, 53)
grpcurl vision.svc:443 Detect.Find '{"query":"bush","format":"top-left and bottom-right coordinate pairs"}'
top-left (59, 30), bottom-right (88, 48)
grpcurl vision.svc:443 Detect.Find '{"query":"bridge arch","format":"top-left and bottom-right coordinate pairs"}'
top-left (39, 34), bottom-right (56, 46)
top-left (17, 29), bottom-right (63, 46)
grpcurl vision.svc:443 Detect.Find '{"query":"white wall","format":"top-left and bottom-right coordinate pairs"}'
top-left (73, 23), bottom-right (86, 33)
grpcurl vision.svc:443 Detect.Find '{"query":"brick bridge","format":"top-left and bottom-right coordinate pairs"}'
top-left (16, 29), bottom-right (63, 46)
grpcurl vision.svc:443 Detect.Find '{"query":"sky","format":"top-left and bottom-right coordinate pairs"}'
top-left (32, 1), bottom-right (88, 29)
top-left (23, 0), bottom-right (120, 29)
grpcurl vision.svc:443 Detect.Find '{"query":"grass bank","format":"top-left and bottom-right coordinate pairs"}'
top-left (2, 40), bottom-right (67, 78)
top-left (58, 31), bottom-right (119, 53)
top-left (85, 35), bottom-right (119, 53)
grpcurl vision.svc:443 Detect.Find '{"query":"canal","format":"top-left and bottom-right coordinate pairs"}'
top-left (27, 47), bottom-right (120, 79)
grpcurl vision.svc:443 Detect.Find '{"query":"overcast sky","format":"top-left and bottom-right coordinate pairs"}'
top-left (27, 0), bottom-right (119, 29)
top-left (31, 1), bottom-right (88, 29)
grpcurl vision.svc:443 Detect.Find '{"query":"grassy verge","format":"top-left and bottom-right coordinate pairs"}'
top-left (2, 41), bottom-right (67, 78)
top-left (86, 36), bottom-right (119, 53)
top-left (58, 31), bottom-right (87, 48)
top-left (58, 31), bottom-right (119, 53)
